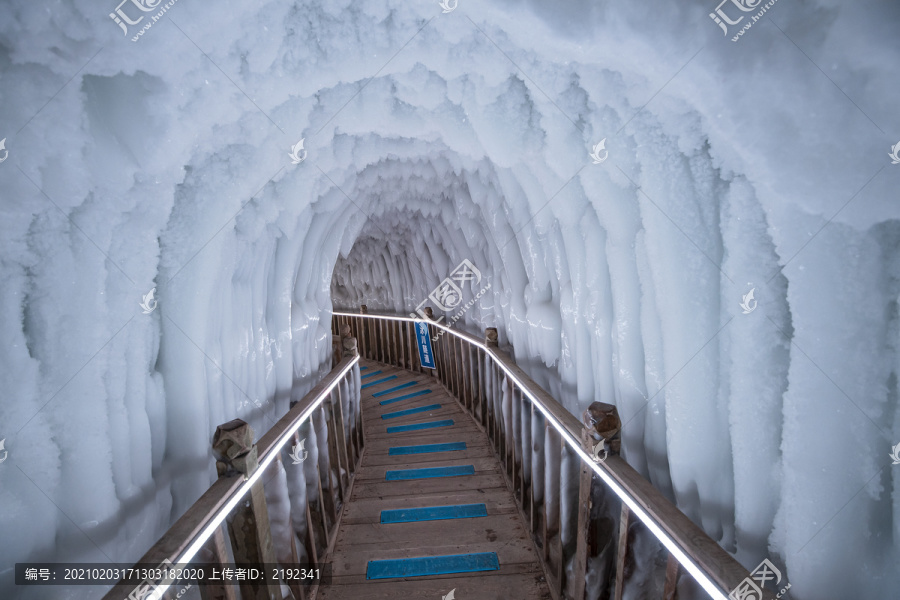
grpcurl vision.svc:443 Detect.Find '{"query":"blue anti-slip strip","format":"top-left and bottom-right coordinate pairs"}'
top-left (381, 404), bottom-right (441, 420)
top-left (385, 465), bottom-right (475, 481)
top-left (379, 389), bottom-right (433, 406)
top-left (380, 503), bottom-right (487, 524)
top-left (387, 419), bottom-right (454, 433)
top-left (359, 366), bottom-right (369, 370)
top-left (361, 375), bottom-right (398, 389)
top-left (373, 381), bottom-right (419, 397)
top-left (366, 552), bottom-right (499, 580)
top-left (389, 442), bottom-right (467, 455)
top-left (360, 370), bottom-right (383, 379)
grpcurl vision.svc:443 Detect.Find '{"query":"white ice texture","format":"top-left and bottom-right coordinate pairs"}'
top-left (1, 0), bottom-right (899, 598)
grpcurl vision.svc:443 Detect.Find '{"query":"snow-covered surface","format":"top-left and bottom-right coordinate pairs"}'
top-left (0, 0), bottom-right (899, 598)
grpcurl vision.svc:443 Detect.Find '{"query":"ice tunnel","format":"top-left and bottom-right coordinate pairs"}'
top-left (1, 0), bottom-right (899, 598)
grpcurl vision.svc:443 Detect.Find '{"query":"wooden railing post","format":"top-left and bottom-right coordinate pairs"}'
top-left (340, 333), bottom-right (363, 467)
top-left (359, 305), bottom-right (369, 359)
top-left (333, 323), bottom-right (351, 368)
top-left (614, 503), bottom-right (630, 600)
top-left (485, 329), bottom-right (501, 459)
top-left (341, 330), bottom-right (358, 358)
top-left (196, 526), bottom-right (237, 600)
top-left (573, 402), bottom-right (622, 599)
top-left (664, 553), bottom-right (680, 600)
top-left (406, 319), bottom-right (419, 373)
top-left (423, 307), bottom-right (436, 377)
top-left (212, 419), bottom-right (281, 600)
top-left (331, 336), bottom-right (342, 367)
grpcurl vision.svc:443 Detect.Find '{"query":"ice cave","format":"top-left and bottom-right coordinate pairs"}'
top-left (0, 0), bottom-right (899, 598)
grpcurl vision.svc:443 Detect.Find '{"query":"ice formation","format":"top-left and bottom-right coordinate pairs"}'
top-left (0, 0), bottom-right (899, 598)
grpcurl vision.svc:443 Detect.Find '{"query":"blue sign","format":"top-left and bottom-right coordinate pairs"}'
top-left (414, 321), bottom-right (436, 369)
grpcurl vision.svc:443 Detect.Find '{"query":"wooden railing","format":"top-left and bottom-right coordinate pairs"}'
top-left (332, 308), bottom-right (775, 600)
top-left (103, 332), bottom-right (362, 600)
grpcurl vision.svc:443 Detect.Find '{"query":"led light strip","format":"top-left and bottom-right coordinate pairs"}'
top-left (142, 355), bottom-right (360, 600)
top-left (333, 311), bottom-right (730, 600)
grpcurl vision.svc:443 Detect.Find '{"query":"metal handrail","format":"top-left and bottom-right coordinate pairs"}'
top-left (333, 310), bottom-right (766, 600)
top-left (102, 354), bottom-right (360, 600)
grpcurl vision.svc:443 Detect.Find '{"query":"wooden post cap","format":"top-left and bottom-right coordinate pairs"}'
top-left (423, 307), bottom-right (434, 320)
top-left (581, 402), bottom-right (622, 455)
top-left (485, 327), bottom-right (499, 346)
top-left (360, 305), bottom-right (368, 314)
top-left (341, 336), bottom-right (359, 357)
top-left (213, 419), bottom-right (259, 478)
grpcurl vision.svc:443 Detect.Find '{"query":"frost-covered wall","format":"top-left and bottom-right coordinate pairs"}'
top-left (0, 0), bottom-right (898, 598)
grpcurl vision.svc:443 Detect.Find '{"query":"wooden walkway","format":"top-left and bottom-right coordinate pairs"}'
top-left (318, 358), bottom-right (552, 600)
